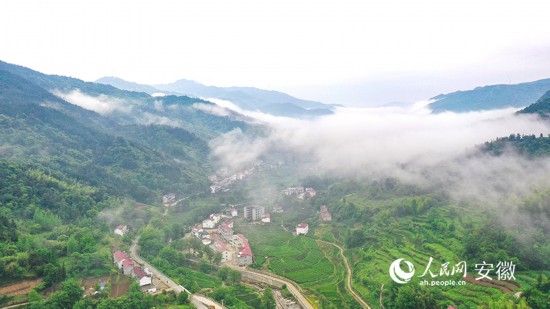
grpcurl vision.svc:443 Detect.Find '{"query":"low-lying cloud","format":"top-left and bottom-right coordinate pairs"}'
top-left (209, 102), bottom-right (550, 222)
top-left (53, 89), bottom-right (133, 115)
top-left (211, 102), bottom-right (550, 175)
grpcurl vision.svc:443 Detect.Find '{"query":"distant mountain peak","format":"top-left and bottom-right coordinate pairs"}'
top-left (98, 76), bottom-right (334, 118)
top-left (429, 78), bottom-right (550, 113)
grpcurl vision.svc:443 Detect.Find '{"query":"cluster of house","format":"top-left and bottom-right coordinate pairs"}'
top-left (209, 168), bottom-right (254, 194)
top-left (113, 251), bottom-right (156, 293)
top-left (209, 161), bottom-right (280, 194)
top-left (282, 187), bottom-right (317, 200)
top-left (191, 211), bottom-right (233, 245)
top-left (191, 220), bottom-right (254, 267)
top-left (319, 205), bottom-right (332, 222)
top-left (190, 207), bottom-right (256, 266)
top-left (162, 193), bottom-right (176, 207)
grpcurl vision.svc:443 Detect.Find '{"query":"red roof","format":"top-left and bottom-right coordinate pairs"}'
top-left (114, 251), bottom-right (128, 261)
top-left (237, 234), bottom-right (252, 257)
top-left (116, 225), bottom-right (126, 230)
top-left (122, 259), bottom-right (134, 267)
top-left (296, 223), bottom-right (308, 229)
top-left (215, 239), bottom-right (228, 251)
top-left (220, 225), bottom-right (233, 235)
top-left (133, 266), bottom-right (147, 278)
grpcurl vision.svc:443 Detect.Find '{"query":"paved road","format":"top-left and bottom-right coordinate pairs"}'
top-left (317, 239), bottom-right (371, 309)
top-left (130, 238), bottom-right (224, 309)
top-left (228, 265), bottom-right (314, 309)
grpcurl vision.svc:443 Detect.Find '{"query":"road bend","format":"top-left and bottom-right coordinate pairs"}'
top-left (316, 239), bottom-right (371, 309)
top-left (130, 237), bottom-right (224, 309)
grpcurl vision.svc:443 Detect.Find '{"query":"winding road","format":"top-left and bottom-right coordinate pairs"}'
top-left (130, 238), bottom-right (224, 309)
top-left (316, 239), bottom-right (371, 309)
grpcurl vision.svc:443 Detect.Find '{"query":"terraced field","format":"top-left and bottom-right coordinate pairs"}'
top-left (344, 201), bottom-right (547, 308)
top-left (237, 224), bottom-right (359, 308)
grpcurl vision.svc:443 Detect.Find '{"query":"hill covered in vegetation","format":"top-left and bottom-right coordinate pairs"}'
top-left (429, 78), bottom-right (550, 113)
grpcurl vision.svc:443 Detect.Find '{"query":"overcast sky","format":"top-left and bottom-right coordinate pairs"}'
top-left (1, 0), bottom-right (550, 106)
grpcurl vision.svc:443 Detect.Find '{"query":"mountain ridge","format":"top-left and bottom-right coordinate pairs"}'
top-left (429, 78), bottom-right (550, 113)
top-left (97, 76), bottom-right (334, 118)
top-left (518, 90), bottom-right (550, 118)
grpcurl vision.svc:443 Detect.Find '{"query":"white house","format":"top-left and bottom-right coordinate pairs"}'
top-left (114, 225), bottom-right (128, 236)
top-left (122, 259), bottom-right (134, 276)
top-left (202, 218), bottom-right (216, 229)
top-left (261, 213), bottom-right (271, 223)
top-left (210, 213), bottom-right (223, 224)
top-left (191, 224), bottom-right (204, 238)
top-left (113, 250), bottom-right (128, 268)
top-left (141, 284), bottom-right (157, 293)
top-left (230, 208), bottom-right (238, 217)
top-left (132, 266), bottom-right (152, 286)
top-left (296, 223), bottom-right (309, 235)
top-left (213, 239), bottom-right (232, 262)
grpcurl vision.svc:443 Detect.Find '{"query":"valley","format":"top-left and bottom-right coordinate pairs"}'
top-left (0, 59), bottom-right (549, 309)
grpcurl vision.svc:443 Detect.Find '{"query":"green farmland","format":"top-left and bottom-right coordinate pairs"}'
top-left (236, 224), bottom-right (359, 308)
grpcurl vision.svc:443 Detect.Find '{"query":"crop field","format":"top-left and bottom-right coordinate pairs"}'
top-left (232, 285), bottom-right (262, 308)
top-left (237, 224), bottom-right (360, 308)
top-left (0, 278), bottom-right (42, 297)
top-left (343, 200), bottom-right (548, 308)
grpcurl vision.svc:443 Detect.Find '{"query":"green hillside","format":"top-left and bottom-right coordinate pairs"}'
top-left (429, 79), bottom-right (550, 113)
top-left (482, 134), bottom-right (550, 157)
top-left (0, 69), bottom-right (207, 203)
top-left (0, 60), bottom-right (249, 140)
top-left (519, 90), bottom-right (550, 118)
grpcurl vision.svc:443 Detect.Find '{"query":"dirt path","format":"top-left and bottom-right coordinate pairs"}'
top-left (316, 239), bottom-right (371, 309)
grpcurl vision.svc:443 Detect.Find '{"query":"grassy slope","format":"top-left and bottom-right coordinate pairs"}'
top-left (339, 189), bottom-right (549, 308)
top-left (236, 224), bottom-right (358, 308)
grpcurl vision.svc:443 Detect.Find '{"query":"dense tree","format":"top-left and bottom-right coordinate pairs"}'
top-left (177, 291), bottom-right (189, 304)
top-left (139, 227), bottom-right (165, 258)
top-left (0, 213), bottom-right (17, 243)
top-left (261, 288), bottom-right (276, 309)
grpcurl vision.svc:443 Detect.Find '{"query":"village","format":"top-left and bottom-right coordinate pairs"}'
top-left (208, 160), bottom-right (281, 194)
top-left (108, 180), bottom-right (333, 307)
top-left (111, 225), bottom-right (158, 294)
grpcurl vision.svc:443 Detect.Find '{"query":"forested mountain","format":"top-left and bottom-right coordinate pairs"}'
top-left (429, 78), bottom-right (550, 113)
top-left (0, 61), bottom-right (252, 203)
top-left (518, 90), bottom-right (550, 118)
top-left (97, 76), bottom-right (334, 118)
top-left (0, 60), bottom-right (248, 140)
top-left (0, 60), bottom-right (256, 303)
top-left (482, 134), bottom-right (550, 157)
top-left (0, 69), bottom-right (197, 202)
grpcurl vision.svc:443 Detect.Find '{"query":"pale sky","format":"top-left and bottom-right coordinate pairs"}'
top-left (1, 0), bottom-right (550, 106)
